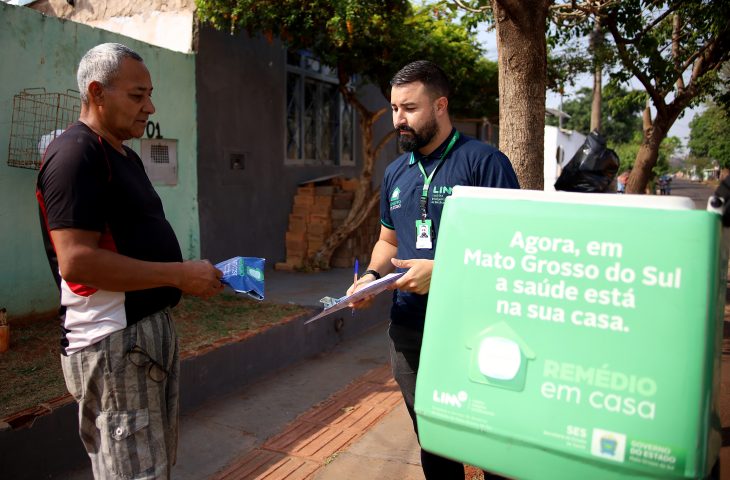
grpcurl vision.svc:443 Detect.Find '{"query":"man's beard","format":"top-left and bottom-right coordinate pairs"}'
top-left (396, 116), bottom-right (438, 152)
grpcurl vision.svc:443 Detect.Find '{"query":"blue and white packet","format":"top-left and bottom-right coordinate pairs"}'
top-left (215, 257), bottom-right (265, 300)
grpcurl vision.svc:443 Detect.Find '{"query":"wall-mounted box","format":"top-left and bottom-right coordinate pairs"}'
top-left (141, 138), bottom-right (178, 186)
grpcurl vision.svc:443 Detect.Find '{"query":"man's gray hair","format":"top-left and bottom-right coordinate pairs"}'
top-left (77, 43), bottom-right (143, 103)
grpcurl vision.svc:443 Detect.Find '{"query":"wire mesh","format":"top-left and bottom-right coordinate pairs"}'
top-left (7, 88), bottom-right (81, 169)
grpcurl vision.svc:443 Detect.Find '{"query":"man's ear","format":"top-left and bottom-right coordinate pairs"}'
top-left (88, 81), bottom-right (104, 105)
top-left (435, 96), bottom-right (448, 116)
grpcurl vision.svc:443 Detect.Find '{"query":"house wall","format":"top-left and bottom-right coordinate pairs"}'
top-left (0, 3), bottom-right (198, 317)
top-left (29, 0), bottom-right (195, 52)
top-left (195, 26), bottom-right (393, 264)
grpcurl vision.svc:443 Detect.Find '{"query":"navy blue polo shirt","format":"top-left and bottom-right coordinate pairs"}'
top-left (380, 128), bottom-right (519, 329)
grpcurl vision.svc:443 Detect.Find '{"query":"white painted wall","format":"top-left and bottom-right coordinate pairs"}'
top-left (29, 0), bottom-right (195, 53)
top-left (87, 11), bottom-right (195, 53)
top-left (543, 125), bottom-right (587, 191)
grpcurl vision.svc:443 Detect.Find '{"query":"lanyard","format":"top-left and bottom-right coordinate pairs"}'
top-left (411, 131), bottom-right (459, 220)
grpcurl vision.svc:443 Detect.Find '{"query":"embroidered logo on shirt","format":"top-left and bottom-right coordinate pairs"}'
top-left (390, 186), bottom-right (402, 210)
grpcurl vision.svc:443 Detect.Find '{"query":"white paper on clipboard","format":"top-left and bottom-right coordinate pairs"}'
top-left (304, 272), bottom-right (405, 324)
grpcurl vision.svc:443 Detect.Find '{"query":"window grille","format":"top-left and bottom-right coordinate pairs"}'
top-left (286, 51), bottom-right (355, 166)
top-left (7, 88), bottom-right (81, 169)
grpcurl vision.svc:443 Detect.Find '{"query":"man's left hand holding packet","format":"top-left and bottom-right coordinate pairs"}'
top-left (215, 257), bottom-right (265, 300)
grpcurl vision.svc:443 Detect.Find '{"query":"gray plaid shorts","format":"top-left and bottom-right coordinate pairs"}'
top-left (61, 309), bottom-right (180, 479)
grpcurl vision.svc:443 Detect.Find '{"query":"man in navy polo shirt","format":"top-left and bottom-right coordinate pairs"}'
top-left (348, 60), bottom-right (519, 479)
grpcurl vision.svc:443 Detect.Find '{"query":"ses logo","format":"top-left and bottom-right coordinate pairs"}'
top-left (390, 187), bottom-right (402, 211)
top-left (433, 389), bottom-right (468, 408)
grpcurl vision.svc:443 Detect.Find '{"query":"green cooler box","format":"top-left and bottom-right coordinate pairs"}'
top-left (416, 187), bottom-right (725, 479)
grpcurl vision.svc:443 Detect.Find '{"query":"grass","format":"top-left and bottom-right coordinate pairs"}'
top-left (0, 293), bottom-right (309, 418)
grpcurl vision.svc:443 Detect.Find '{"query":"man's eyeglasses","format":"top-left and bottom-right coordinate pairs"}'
top-left (127, 345), bottom-right (170, 383)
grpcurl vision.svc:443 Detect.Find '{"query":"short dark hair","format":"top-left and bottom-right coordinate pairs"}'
top-left (390, 60), bottom-right (450, 100)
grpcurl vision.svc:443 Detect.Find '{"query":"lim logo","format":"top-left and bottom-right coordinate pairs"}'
top-left (433, 389), bottom-right (468, 408)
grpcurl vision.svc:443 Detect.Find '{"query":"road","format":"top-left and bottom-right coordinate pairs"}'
top-left (667, 176), bottom-right (715, 209)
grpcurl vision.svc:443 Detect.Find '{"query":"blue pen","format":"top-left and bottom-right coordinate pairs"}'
top-left (352, 259), bottom-right (359, 317)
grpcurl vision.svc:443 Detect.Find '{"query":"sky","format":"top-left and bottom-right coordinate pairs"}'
top-left (476, 29), bottom-right (700, 150)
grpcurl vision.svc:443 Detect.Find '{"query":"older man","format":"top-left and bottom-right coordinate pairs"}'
top-left (36, 43), bottom-right (223, 479)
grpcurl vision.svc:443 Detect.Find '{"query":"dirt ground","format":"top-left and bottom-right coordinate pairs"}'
top-left (0, 293), bottom-right (309, 418)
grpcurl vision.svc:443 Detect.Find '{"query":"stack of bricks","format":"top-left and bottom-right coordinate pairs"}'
top-left (275, 177), bottom-right (380, 271)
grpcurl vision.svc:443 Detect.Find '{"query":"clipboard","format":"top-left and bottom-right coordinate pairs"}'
top-left (304, 272), bottom-right (404, 324)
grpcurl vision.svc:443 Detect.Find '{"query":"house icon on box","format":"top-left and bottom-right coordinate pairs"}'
top-left (466, 322), bottom-right (535, 392)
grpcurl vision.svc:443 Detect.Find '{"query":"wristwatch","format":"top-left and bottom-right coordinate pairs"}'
top-left (361, 269), bottom-right (381, 280)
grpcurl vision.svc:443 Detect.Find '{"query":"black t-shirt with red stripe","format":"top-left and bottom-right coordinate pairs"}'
top-left (37, 121), bottom-right (182, 348)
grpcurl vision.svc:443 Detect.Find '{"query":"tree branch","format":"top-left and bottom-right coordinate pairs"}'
top-left (681, 40), bottom-right (715, 78)
top-left (374, 130), bottom-right (397, 161)
top-left (615, 7), bottom-right (674, 45)
top-left (673, 15), bottom-right (685, 92)
top-left (603, 16), bottom-right (666, 115)
top-left (371, 106), bottom-right (389, 125)
top-left (452, 0), bottom-right (490, 14)
top-left (339, 84), bottom-right (371, 120)
top-left (491, 0), bottom-right (523, 25)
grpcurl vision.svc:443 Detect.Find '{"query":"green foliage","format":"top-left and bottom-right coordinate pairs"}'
top-left (688, 105), bottom-right (730, 169)
top-left (684, 154), bottom-right (713, 175)
top-left (612, 132), bottom-right (641, 172)
top-left (400, 6), bottom-right (498, 118)
top-left (596, 1), bottom-right (729, 108)
top-left (195, 0), bottom-right (409, 86)
top-left (611, 131), bottom-right (679, 176)
top-left (546, 47), bottom-right (592, 93)
top-left (195, 0), bottom-right (498, 118)
top-left (716, 62), bottom-right (730, 113)
top-left (656, 136), bottom-right (680, 175)
top-left (545, 83), bottom-right (643, 146)
top-left (605, 1), bottom-right (727, 95)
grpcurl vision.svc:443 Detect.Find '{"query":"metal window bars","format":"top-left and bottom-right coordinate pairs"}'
top-left (7, 88), bottom-right (81, 169)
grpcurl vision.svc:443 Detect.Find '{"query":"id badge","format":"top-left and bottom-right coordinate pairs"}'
top-left (415, 219), bottom-right (433, 249)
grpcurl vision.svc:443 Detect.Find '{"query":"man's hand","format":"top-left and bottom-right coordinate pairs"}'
top-left (179, 260), bottom-right (224, 299)
top-left (390, 258), bottom-right (433, 294)
top-left (346, 273), bottom-right (378, 309)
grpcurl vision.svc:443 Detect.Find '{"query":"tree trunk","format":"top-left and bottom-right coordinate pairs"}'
top-left (626, 111), bottom-right (670, 194)
top-left (590, 66), bottom-right (602, 133)
top-left (590, 19), bottom-right (602, 133)
top-left (491, 0), bottom-right (550, 190)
